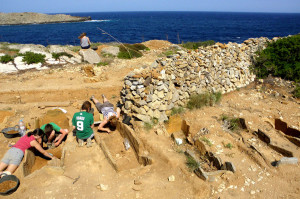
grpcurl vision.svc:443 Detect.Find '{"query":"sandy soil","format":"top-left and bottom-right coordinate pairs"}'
top-left (0, 40), bottom-right (299, 199)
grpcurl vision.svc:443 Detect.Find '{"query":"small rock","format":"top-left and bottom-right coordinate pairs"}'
top-left (134, 179), bottom-right (142, 185)
top-left (168, 175), bottom-right (175, 182)
top-left (97, 184), bottom-right (108, 191)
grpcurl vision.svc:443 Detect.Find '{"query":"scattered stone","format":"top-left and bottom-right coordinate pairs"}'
top-left (168, 175), bottom-right (175, 182)
top-left (134, 179), bottom-right (142, 185)
top-left (97, 184), bottom-right (108, 191)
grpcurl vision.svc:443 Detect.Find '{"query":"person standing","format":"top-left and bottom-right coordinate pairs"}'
top-left (72, 101), bottom-right (94, 147)
top-left (78, 32), bottom-right (91, 49)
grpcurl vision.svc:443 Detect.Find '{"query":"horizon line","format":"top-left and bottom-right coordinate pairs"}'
top-left (2, 10), bottom-right (300, 14)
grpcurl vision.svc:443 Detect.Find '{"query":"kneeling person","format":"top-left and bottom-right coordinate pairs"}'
top-left (41, 122), bottom-right (69, 148)
top-left (72, 101), bottom-right (94, 147)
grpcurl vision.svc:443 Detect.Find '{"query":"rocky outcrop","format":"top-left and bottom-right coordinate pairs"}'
top-left (0, 12), bottom-right (91, 25)
top-left (120, 37), bottom-right (279, 122)
top-left (0, 44), bottom-right (100, 72)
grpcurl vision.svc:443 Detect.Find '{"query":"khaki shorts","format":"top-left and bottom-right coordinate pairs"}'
top-left (1, 147), bottom-right (24, 166)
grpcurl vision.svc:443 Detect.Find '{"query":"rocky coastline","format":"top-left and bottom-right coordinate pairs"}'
top-left (0, 12), bottom-right (91, 25)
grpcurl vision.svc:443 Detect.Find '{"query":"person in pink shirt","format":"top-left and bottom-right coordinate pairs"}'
top-left (0, 128), bottom-right (56, 178)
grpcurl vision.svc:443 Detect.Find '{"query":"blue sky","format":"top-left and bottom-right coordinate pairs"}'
top-left (0, 0), bottom-right (299, 13)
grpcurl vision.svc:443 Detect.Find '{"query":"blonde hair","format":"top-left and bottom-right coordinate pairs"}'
top-left (109, 115), bottom-right (117, 127)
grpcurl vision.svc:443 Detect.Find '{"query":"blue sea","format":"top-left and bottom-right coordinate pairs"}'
top-left (0, 11), bottom-right (299, 46)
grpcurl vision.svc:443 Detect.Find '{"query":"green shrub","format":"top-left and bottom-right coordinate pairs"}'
top-left (101, 52), bottom-right (115, 58)
top-left (20, 52), bottom-right (45, 64)
top-left (220, 114), bottom-right (240, 132)
top-left (252, 34), bottom-right (300, 82)
top-left (187, 92), bottom-right (222, 110)
top-left (171, 106), bottom-right (184, 115)
top-left (117, 43), bottom-right (146, 59)
top-left (144, 122), bottom-right (153, 131)
top-left (69, 46), bottom-right (81, 52)
top-left (97, 61), bottom-right (109, 66)
top-left (182, 40), bottom-right (216, 49)
top-left (223, 142), bottom-right (233, 149)
top-left (143, 117), bottom-right (159, 131)
top-left (186, 155), bottom-right (200, 171)
top-left (52, 52), bottom-right (73, 60)
top-left (293, 83), bottom-right (300, 98)
top-left (0, 54), bottom-right (14, 63)
top-left (200, 137), bottom-right (213, 147)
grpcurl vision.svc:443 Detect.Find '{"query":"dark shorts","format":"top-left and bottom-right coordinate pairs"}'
top-left (81, 45), bottom-right (90, 49)
top-left (95, 101), bottom-right (114, 113)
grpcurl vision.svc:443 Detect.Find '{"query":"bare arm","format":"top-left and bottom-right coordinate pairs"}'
top-left (54, 129), bottom-right (69, 147)
top-left (98, 118), bottom-right (110, 133)
top-left (116, 107), bottom-right (121, 119)
top-left (30, 140), bottom-right (55, 159)
top-left (48, 130), bottom-right (55, 143)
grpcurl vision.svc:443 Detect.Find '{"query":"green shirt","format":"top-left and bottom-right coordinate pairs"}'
top-left (72, 111), bottom-right (94, 139)
top-left (40, 122), bottom-right (61, 133)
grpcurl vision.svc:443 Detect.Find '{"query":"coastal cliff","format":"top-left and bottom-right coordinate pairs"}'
top-left (0, 12), bottom-right (91, 25)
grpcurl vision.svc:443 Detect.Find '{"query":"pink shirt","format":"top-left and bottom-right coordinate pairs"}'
top-left (13, 135), bottom-right (35, 153)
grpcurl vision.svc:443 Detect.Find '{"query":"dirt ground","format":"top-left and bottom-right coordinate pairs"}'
top-left (0, 40), bottom-right (300, 199)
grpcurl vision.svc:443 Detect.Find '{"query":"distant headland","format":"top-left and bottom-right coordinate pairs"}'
top-left (0, 12), bottom-right (91, 25)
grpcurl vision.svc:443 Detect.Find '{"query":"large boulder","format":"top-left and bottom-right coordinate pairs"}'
top-left (101, 46), bottom-right (119, 56)
top-left (79, 49), bottom-right (101, 64)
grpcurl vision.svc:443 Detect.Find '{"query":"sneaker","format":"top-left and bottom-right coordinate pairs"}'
top-left (78, 139), bottom-right (84, 147)
top-left (101, 94), bottom-right (106, 99)
top-left (87, 138), bottom-right (92, 148)
top-left (90, 95), bottom-right (95, 101)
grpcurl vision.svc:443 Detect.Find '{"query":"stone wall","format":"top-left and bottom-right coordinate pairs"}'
top-left (120, 37), bottom-right (278, 123)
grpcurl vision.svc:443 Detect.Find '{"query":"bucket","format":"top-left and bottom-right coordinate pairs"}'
top-left (1, 126), bottom-right (21, 138)
top-left (0, 175), bottom-right (20, 195)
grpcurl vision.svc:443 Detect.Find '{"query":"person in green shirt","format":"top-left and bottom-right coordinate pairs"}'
top-left (72, 101), bottom-right (94, 147)
top-left (40, 122), bottom-right (69, 148)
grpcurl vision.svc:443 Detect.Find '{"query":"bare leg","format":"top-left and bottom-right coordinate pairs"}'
top-left (116, 107), bottom-right (121, 119)
top-left (102, 95), bottom-right (108, 103)
top-left (0, 162), bottom-right (8, 172)
top-left (90, 96), bottom-right (100, 104)
top-left (6, 164), bottom-right (19, 174)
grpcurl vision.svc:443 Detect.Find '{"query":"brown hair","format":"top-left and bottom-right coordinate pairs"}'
top-left (81, 101), bottom-right (91, 112)
top-left (109, 115), bottom-right (117, 127)
top-left (44, 123), bottom-right (54, 137)
top-left (78, 32), bottom-right (86, 39)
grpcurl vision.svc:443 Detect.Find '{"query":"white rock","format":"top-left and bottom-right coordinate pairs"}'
top-left (168, 175), bottom-right (175, 182)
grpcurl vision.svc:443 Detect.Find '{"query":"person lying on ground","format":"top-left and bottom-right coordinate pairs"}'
top-left (72, 101), bottom-right (94, 147)
top-left (40, 122), bottom-right (69, 148)
top-left (0, 128), bottom-right (56, 178)
top-left (90, 94), bottom-right (121, 133)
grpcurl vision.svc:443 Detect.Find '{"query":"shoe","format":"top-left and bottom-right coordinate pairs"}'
top-left (87, 138), bottom-right (92, 148)
top-left (102, 94), bottom-right (106, 99)
top-left (78, 139), bottom-right (84, 147)
top-left (90, 95), bottom-right (95, 101)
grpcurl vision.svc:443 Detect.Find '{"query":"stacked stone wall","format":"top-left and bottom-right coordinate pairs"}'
top-left (120, 37), bottom-right (278, 123)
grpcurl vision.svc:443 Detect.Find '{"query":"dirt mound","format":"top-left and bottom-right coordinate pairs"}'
top-left (39, 109), bottom-right (69, 129)
top-left (142, 40), bottom-right (172, 50)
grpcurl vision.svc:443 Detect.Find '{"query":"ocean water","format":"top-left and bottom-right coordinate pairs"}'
top-left (0, 11), bottom-right (299, 46)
